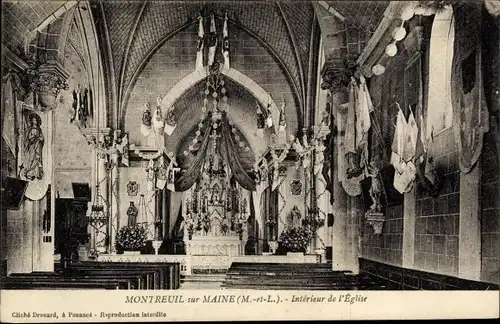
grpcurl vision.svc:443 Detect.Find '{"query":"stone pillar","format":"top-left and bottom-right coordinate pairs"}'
top-left (331, 160), bottom-right (348, 271)
top-left (402, 186), bottom-right (417, 268)
top-left (400, 26), bottom-right (423, 269)
top-left (95, 149), bottom-right (108, 253)
top-left (459, 163), bottom-right (481, 280)
top-left (108, 154), bottom-right (119, 254)
top-left (83, 128), bottom-right (111, 255)
top-left (348, 195), bottom-right (362, 274)
top-left (329, 90), bottom-right (350, 271)
top-left (314, 170), bottom-right (329, 261)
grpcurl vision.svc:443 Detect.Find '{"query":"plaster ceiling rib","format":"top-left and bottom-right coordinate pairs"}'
top-left (276, 1), bottom-right (306, 115)
top-left (96, 1), bottom-right (118, 129)
top-left (117, 0), bottom-right (148, 119)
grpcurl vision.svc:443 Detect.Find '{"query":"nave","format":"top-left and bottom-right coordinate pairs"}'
top-left (1, 0), bottom-right (499, 295)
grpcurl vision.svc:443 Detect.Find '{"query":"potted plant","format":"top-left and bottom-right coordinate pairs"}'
top-left (278, 226), bottom-right (312, 256)
top-left (116, 224), bottom-right (148, 255)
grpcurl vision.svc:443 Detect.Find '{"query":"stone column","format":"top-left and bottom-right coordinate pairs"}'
top-left (402, 186), bottom-right (417, 268)
top-left (330, 90), bottom-right (350, 271)
top-left (108, 154), bottom-right (119, 254)
top-left (459, 163), bottom-right (481, 280)
top-left (83, 128), bottom-right (111, 255)
top-left (401, 27), bottom-right (423, 269)
top-left (314, 169), bottom-right (329, 262)
top-left (95, 148), bottom-right (108, 253)
top-left (348, 195), bottom-right (362, 274)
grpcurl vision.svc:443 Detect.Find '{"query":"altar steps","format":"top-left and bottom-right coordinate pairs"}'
top-left (180, 274), bottom-right (225, 290)
top-left (221, 262), bottom-right (383, 290)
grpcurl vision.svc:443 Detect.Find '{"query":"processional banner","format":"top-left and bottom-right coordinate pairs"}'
top-left (451, 3), bottom-right (489, 173)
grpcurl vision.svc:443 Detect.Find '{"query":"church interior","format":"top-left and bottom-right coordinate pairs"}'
top-left (1, 0), bottom-right (499, 291)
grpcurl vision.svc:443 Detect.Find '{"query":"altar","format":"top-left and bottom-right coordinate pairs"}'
top-left (187, 236), bottom-right (242, 256)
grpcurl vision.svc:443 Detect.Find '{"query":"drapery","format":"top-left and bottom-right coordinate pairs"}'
top-left (174, 121), bottom-right (212, 191)
top-left (174, 112), bottom-right (256, 192)
top-left (220, 114), bottom-right (256, 191)
top-left (451, 3), bottom-right (489, 173)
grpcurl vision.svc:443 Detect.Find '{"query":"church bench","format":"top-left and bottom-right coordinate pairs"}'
top-left (72, 262), bottom-right (178, 289)
top-left (1, 276), bottom-right (131, 290)
top-left (7, 272), bottom-right (148, 290)
top-left (61, 267), bottom-right (161, 289)
top-left (71, 262), bottom-right (181, 289)
top-left (55, 262), bottom-right (174, 289)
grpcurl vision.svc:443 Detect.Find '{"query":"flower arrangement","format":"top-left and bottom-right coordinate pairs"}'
top-left (279, 226), bottom-right (312, 253)
top-left (116, 224), bottom-right (148, 251)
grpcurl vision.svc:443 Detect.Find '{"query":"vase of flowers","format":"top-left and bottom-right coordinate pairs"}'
top-left (279, 226), bottom-right (312, 255)
top-left (116, 224), bottom-right (148, 253)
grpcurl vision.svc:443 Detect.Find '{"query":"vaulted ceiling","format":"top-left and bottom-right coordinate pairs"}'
top-left (91, 1), bottom-right (318, 127)
top-left (2, 0), bottom-right (391, 133)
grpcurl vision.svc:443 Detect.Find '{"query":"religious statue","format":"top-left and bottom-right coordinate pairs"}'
top-left (126, 201), bottom-right (138, 226)
top-left (22, 113), bottom-right (44, 181)
top-left (153, 95), bottom-right (164, 133)
top-left (141, 103), bottom-right (152, 136)
top-left (70, 85), bottom-right (90, 128)
top-left (320, 109), bottom-right (331, 128)
top-left (290, 205), bottom-right (301, 228)
top-left (366, 163), bottom-right (383, 213)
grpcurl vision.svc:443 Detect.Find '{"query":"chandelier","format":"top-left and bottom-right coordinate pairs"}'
top-left (87, 184), bottom-right (108, 229)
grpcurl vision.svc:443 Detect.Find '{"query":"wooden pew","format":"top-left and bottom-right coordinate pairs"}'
top-left (8, 271), bottom-right (150, 290)
top-left (60, 268), bottom-right (160, 290)
top-left (72, 261), bottom-right (181, 290)
top-left (1, 281), bottom-right (126, 290)
top-left (1, 276), bottom-right (131, 290)
top-left (65, 263), bottom-right (170, 290)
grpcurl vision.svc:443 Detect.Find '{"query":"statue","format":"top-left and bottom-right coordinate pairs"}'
top-left (290, 205), bottom-right (301, 228)
top-left (126, 201), bottom-right (138, 226)
top-left (366, 163), bottom-right (383, 213)
top-left (22, 113), bottom-right (44, 181)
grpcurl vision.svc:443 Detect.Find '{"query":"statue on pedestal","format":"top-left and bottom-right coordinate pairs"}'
top-left (290, 205), bottom-right (302, 228)
top-left (127, 201), bottom-right (138, 226)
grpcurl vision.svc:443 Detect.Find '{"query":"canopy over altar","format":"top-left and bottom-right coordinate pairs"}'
top-left (177, 110), bottom-right (254, 260)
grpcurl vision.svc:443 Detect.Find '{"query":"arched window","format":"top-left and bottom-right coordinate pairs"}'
top-left (426, 6), bottom-right (455, 137)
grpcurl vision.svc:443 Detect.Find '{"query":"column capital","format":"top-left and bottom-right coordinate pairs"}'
top-left (21, 59), bottom-right (70, 110)
top-left (320, 58), bottom-right (356, 94)
top-left (81, 127), bottom-right (112, 145)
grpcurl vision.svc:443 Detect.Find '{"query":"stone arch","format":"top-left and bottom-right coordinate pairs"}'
top-left (160, 67), bottom-right (282, 134)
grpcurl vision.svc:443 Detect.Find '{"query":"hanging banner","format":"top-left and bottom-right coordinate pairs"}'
top-left (451, 3), bottom-right (489, 173)
top-left (222, 13), bottom-right (230, 70)
top-left (195, 14), bottom-right (204, 71)
top-left (207, 14), bottom-right (217, 67)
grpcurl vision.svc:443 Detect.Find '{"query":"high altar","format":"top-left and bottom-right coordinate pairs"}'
top-left (181, 112), bottom-right (251, 259)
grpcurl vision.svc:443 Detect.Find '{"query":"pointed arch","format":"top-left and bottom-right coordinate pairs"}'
top-left (160, 67), bottom-right (280, 132)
